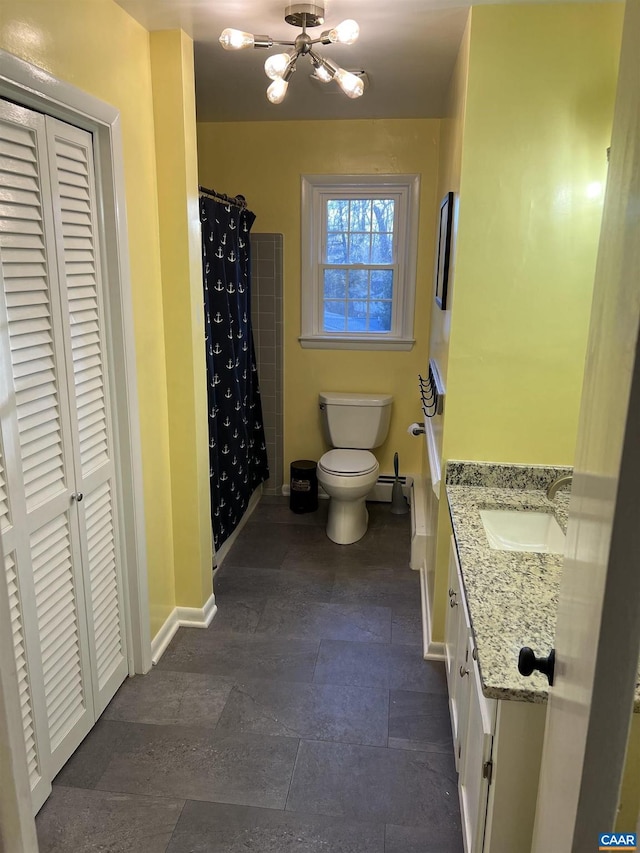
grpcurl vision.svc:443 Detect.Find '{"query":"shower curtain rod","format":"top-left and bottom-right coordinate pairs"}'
top-left (199, 185), bottom-right (248, 210)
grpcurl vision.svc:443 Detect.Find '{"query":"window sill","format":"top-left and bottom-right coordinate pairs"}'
top-left (298, 335), bottom-right (415, 351)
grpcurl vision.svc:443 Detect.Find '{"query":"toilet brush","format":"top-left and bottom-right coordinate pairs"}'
top-left (390, 452), bottom-right (409, 514)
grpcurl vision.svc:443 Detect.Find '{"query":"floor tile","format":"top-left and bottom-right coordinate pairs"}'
top-left (95, 723), bottom-right (299, 808)
top-left (388, 690), bottom-right (454, 753)
top-left (331, 574), bottom-right (420, 613)
top-left (255, 599), bottom-right (392, 643)
top-left (223, 521), bottom-right (292, 568)
top-left (214, 565), bottom-right (335, 604)
top-left (103, 670), bottom-right (235, 727)
top-left (53, 719), bottom-right (132, 789)
top-left (385, 823), bottom-right (464, 853)
top-left (313, 640), bottom-right (448, 693)
top-left (208, 594), bottom-right (266, 633)
top-left (281, 523), bottom-right (412, 574)
top-left (166, 800), bottom-right (385, 853)
top-left (248, 497), bottom-right (328, 527)
top-left (41, 496), bottom-right (462, 847)
top-left (215, 679), bottom-right (389, 746)
top-left (36, 786), bottom-right (183, 853)
top-left (157, 629), bottom-right (320, 681)
top-left (286, 740), bottom-right (460, 829)
top-left (391, 609), bottom-right (423, 646)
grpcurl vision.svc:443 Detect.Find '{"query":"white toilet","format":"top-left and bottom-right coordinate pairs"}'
top-left (317, 391), bottom-right (393, 545)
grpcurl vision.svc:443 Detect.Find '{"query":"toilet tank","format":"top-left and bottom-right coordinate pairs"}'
top-left (319, 392), bottom-right (393, 449)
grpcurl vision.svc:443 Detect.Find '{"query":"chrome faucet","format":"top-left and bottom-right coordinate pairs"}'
top-left (546, 474), bottom-right (572, 500)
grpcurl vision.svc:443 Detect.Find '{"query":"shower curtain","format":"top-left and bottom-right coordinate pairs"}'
top-left (200, 195), bottom-right (269, 550)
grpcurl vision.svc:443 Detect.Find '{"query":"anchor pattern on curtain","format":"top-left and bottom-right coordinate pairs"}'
top-left (200, 195), bottom-right (269, 550)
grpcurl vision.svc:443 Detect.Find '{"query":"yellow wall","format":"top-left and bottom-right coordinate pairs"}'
top-left (197, 119), bottom-right (439, 477)
top-left (429, 2), bottom-right (623, 644)
top-left (428, 16), bottom-right (471, 641)
top-left (0, 0), bottom-right (176, 635)
top-left (444, 3), bottom-right (623, 465)
top-left (432, 14), bottom-right (471, 393)
top-left (150, 31), bottom-right (212, 608)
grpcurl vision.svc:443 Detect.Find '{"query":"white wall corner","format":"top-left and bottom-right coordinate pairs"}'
top-left (150, 594), bottom-right (218, 665)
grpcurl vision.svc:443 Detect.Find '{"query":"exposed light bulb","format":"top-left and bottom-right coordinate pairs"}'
top-left (313, 63), bottom-right (333, 83)
top-left (219, 28), bottom-right (255, 50)
top-left (265, 52), bottom-right (292, 80)
top-left (267, 78), bottom-right (289, 104)
top-left (328, 19), bottom-right (359, 45)
top-left (334, 68), bottom-right (364, 98)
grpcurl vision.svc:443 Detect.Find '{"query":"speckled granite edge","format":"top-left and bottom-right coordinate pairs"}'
top-left (446, 460), bottom-right (572, 491)
top-left (447, 483), bottom-right (563, 705)
top-left (445, 462), bottom-right (640, 712)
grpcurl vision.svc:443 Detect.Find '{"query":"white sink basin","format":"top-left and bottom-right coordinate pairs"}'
top-left (479, 509), bottom-right (565, 554)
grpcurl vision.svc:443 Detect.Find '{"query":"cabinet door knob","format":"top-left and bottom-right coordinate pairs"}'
top-left (518, 646), bottom-right (555, 686)
top-left (449, 595), bottom-right (458, 608)
top-left (71, 492), bottom-right (84, 502)
top-left (448, 587), bottom-right (455, 598)
top-left (459, 665), bottom-right (469, 678)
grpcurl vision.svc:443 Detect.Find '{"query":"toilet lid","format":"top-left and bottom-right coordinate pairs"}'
top-left (319, 449), bottom-right (378, 476)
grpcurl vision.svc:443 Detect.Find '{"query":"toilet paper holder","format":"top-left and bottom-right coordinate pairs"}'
top-left (419, 359), bottom-right (445, 418)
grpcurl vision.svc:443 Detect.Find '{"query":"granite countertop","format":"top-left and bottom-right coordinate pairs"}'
top-left (445, 461), bottom-right (640, 711)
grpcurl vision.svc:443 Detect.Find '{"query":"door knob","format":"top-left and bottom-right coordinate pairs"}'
top-left (518, 646), bottom-right (555, 686)
top-left (71, 492), bottom-right (84, 502)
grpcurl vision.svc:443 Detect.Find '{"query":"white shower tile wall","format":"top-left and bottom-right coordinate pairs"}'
top-left (251, 233), bottom-right (283, 495)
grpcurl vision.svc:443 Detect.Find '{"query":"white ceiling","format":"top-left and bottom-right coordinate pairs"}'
top-left (113, 0), bottom-right (470, 121)
top-left (113, 0), bottom-right (611, 122)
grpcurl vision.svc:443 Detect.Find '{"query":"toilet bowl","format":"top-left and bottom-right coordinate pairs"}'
top-left (317, 392), bottom-right (393, 545)
top-left (317, 449), bottom-right (380, 544)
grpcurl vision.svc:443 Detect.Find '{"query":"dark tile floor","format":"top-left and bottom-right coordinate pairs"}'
top-left (36, 497), bottom-right (463, 853)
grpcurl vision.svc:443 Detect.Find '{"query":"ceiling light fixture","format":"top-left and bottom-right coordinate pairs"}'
top-left (219, 3), bottom-right (365, 104)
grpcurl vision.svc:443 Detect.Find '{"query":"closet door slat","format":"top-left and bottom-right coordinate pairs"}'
top-left (46, 116), bottom-right (127, 716)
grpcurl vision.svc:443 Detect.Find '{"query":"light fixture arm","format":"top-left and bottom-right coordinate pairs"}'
top-left (252, 35), bottom-right (275, 48)
top-left (219, 5), bottom-right (364, 103)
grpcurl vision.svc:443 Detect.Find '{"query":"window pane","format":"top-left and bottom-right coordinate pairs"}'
top-left (371, 270), bottom-right (393, 300)
top-left (346, 300), bottom-right (368, 332)
top-left (371, 199), bottom-right (395, 232)
top-left (349, 199), bottom-right (371, 232)
top-left (323, 300), bottom-right (346, 331)
top-left (348, 269), bottom-right (368, 299)
top-left (324, 269), bottom-right (347, 298)
top-left (326, 232), bottom-right (348, 264)
top-left (349, 233), bottom-right (370, 264)
top-left (371, 233), bottom-right (393, 264)
top-left (369, 300), bottom-right (392, 332)
top-left (327, 199), bottom-right (349, 232)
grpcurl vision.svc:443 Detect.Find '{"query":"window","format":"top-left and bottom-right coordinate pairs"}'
top-left (300, 174), bottom-right (420, 350)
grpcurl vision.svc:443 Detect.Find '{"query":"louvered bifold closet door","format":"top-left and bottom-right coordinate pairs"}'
top-left (0, 101), bottom-right (95, 810)
top-left (45, 117), bottom-right (128, 717)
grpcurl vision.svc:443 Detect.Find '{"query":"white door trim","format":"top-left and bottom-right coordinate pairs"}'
top-left (0, 48), bottom-right (151, 675)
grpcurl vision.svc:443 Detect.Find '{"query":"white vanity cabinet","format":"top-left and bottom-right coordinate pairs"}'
top-left (446, 539), bottom-right (546, 853)
top-left (445, 544), bottom-right (473, 770)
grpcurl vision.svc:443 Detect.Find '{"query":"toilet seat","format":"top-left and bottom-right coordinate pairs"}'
top-left (318, 449), bottom-right (378, 477)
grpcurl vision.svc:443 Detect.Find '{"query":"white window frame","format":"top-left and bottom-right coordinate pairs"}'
top-left (300, 174), bottom-right (420, 350)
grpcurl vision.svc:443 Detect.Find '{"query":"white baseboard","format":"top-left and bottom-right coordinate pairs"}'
top-left (151, 593), bottom-right (218, 665)
top-left (420, 564), bottom-right (445, 661)
top-left (410, 476), bottom-right (427, 572)
top-left (213, 484), bottom-right (262, 572)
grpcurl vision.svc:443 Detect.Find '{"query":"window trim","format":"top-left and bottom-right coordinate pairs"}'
top-left (300, 174), bottom-right (420, 350)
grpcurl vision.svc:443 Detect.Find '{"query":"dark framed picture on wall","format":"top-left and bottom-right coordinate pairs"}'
top-left (434, 191), bottom-right (454, 310)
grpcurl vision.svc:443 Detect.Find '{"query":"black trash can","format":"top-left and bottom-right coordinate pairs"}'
top-left (290, 459), bottom-right (318, 514)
